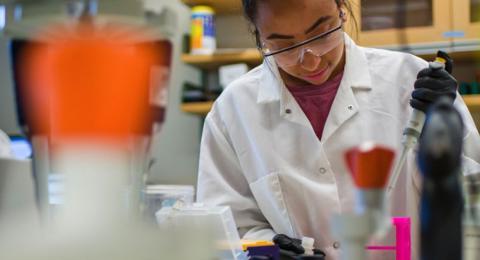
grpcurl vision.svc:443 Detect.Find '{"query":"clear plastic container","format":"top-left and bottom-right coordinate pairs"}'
top-left (142, 185), bottom-right (194, 222)
top-left (156, 204), bottom-right (247, 260)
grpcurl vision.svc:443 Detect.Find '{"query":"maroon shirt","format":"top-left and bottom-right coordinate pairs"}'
top-left (286, 71), bottom-right (344, 140)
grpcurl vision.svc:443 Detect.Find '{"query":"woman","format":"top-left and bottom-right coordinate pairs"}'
top-left (197, 0), bottom-right (480, 259)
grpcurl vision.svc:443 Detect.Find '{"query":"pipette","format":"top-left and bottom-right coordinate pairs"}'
top-left (386, 53), bottom-right (447, 195)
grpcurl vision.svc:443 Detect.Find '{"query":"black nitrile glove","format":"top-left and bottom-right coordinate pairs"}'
top-left (274, 234), bottom-right (326, 260)
top-left (410, 51), bottom-right (457, 113)
top-left (273, 234), bottom-right (305, 255)
top-left (279, 249), bottom-right (298, 260)
top-left (312, 249), bottom-right (326, 258)
top-left (278, 249), bottom-right (326, 260)
top-left (296, 255), bottom-right (326, 260)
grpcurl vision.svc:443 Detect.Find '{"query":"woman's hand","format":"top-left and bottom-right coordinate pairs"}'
top-left (410, 52), bottom-right (457, 113)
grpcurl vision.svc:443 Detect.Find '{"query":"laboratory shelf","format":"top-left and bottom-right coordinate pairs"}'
top-left (463, 95), bottom-right (480, 110)
top-left (181, 0), bottom-right (242, 14)
top-left (181, 48), bottom-right (480, 71)
top-left (181, 101), bottom-right (214, 116)
top-left (418, 50), bottom-right (480, 63)
top-left (181, 48), bottom-right (263, 69)
top-left (180, 96), bottom-right (480, 117)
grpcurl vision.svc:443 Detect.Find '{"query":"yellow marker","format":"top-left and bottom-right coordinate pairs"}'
top-left (241, 240), bottom-right (275, 251)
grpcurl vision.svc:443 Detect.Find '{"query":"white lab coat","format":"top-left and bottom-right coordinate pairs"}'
top-left (197, 34), bottom-right (480, 260)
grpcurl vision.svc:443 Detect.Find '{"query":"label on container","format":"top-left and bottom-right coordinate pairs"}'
top-left (191, 12), bottom-right (216, 54)
top-left (202, 15), bottom-right (215, 37)
top-left (191, 17), bottom-right (204, 50)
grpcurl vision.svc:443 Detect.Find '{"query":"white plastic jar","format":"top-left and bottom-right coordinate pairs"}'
top-left (190, 5), bottom-right (216, 55)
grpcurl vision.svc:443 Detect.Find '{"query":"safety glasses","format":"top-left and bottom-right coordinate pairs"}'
top-left (261, 20), bottom-right (344, 68)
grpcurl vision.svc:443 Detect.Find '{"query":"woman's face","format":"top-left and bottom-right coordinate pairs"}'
top-left (256, 0), bottom-right (346, 86)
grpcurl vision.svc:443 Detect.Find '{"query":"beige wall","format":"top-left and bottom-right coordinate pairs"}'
top-left (216, 14), bottom-right (257, 49)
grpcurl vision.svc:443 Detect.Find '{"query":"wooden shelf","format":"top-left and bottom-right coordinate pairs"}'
top-left (180, 96), bottom-right (480, 118)
top-left (181, 0), bottom-right (242, 15)
top-left (418, 50), bottom-right (480, 63)
top-left (181, 48), bottom-right (480, 70)
top-left (463, 95), bottom-right (480, 110)
top-left (181, 101), bottom-right (214, 115)
top-left (182, 48), bottom-right (262, 69)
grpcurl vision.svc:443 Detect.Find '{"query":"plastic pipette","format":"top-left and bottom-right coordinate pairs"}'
top-left (386, 54), bottom-right (447, 195)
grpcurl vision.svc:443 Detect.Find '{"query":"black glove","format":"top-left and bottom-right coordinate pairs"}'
top-left (278, 250), bottom-right (326, 260)
top-left (410, 51), bottom-right (457, 113)
top-left (296, 251), bottom-right (327, 259)
top-left (273, 234), bottom-right (326, 260)
top-left (273, 234), bottom-right (305, 255)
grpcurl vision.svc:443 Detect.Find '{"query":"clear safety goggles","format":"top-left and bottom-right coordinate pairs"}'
top-left (261, 20), bottom-right (344, 68)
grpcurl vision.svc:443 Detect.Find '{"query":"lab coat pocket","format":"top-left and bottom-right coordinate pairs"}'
top-left (249, 173), bottom-right (295, 237)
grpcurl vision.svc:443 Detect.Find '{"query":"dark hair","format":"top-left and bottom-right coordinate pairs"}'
top-left (241, 0), bottom-right (358, 49)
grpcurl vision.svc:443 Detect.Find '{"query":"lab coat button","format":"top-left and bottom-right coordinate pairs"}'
top-left (319, 167), bottom-right (327, 174)
top-left (333, 241), bottom-right (340, 249)
top-left (285, 109), bottom-right (292, 114)
top-left (347, 105), bottom-right (354, 111)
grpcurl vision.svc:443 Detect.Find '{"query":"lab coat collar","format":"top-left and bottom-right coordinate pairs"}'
top-left (257, 33), bottom-right (372, 104)
top-left (321, 34), bottom-right (373, 142)
top-left (256, 33), bottom-right (373, 140)
top-left (257, 56), bottom-right (283, 103)
top-left (342, 34), bottom-right (372, 90)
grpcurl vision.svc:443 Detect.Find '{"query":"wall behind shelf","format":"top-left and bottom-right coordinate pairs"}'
top-left (0, 38), bottom-right (19, 134)
top-left (216, 15), bottom-right (257, 49)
